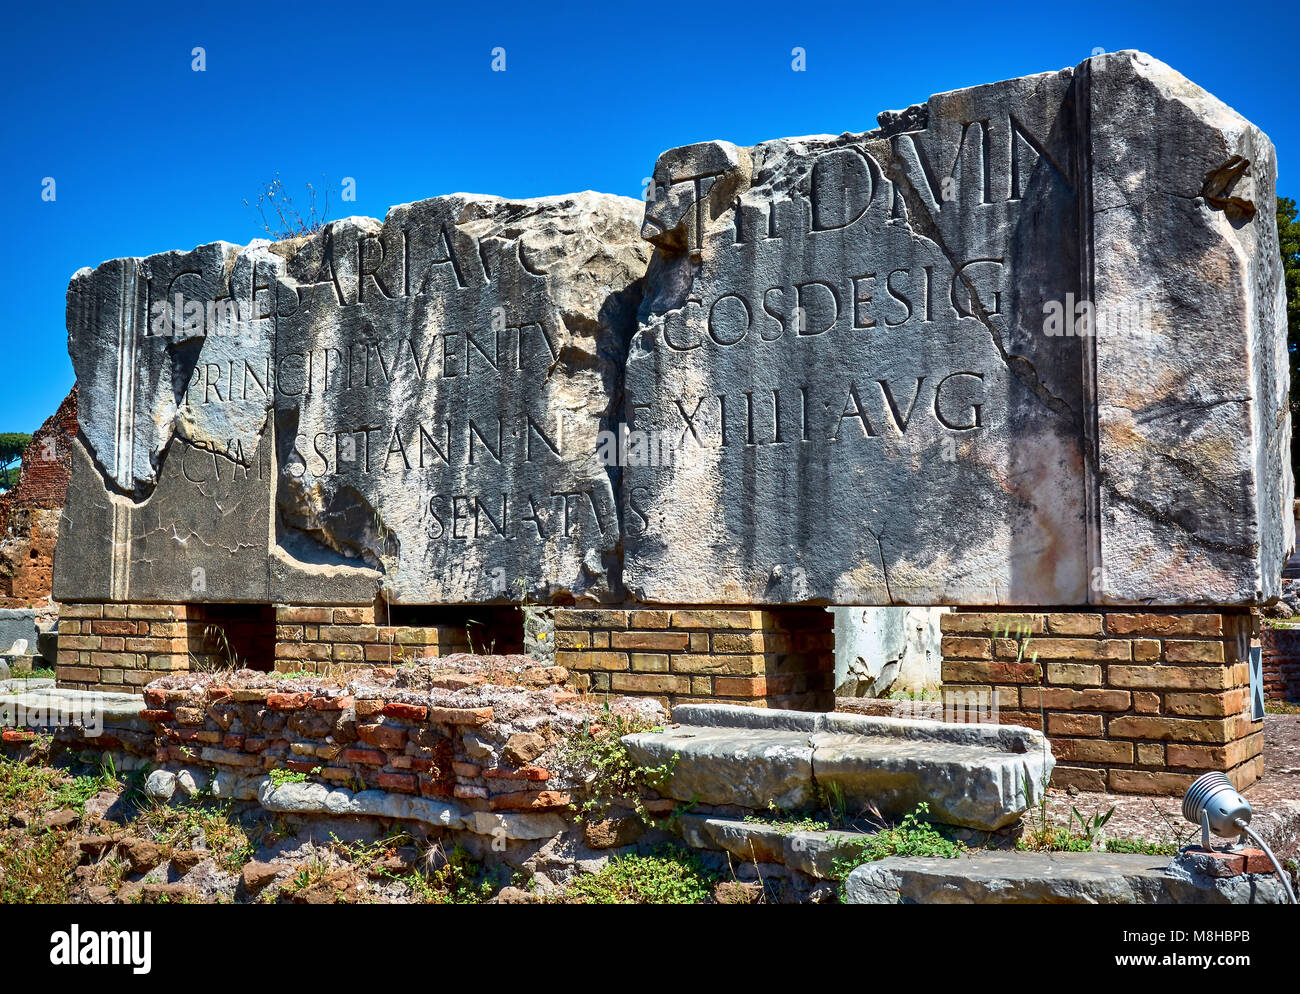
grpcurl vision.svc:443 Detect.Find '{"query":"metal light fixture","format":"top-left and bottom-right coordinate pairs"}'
top-left (1182, 771), bottom-right (1296, 904)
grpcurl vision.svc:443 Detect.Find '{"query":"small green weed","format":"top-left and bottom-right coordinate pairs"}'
top-left (562, 703), bottom-right (675, 821)
top-left (831, 803), bottom-right (965, 890)
top-left (561, 847), bottom-right (717, 904)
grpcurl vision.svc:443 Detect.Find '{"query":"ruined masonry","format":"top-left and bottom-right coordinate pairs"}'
top-left (51, 51), bottom-right (1291, 796)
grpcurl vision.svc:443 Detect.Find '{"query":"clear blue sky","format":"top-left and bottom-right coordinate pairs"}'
top-left (3, 0), bottom-right (1296, 433)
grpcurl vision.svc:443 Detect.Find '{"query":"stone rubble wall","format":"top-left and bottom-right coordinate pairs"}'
top-left (941, 609), bottom-right (1263, 794)
top-left (138, 664), bottom-right (594, 819)
top-left (0, 668), bottom-right (1028, 884)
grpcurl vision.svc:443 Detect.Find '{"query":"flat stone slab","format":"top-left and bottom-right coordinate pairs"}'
top-left (623, 726), bottom-right (817, 810)
top-left (845, 851), bottom-right (1288, 904)
top-left (677, 813), bottom-right (876, 879)
top-left (0, 687), bottom-right (147, 734)
top-left (0, 678), bottom-right (55, 693)
top-left (0, 609), bottom-right (38, 656)
top-left (622, 703), bottom-right (1052, 830)
top-left (811, 731), bottom-right (1046, 831)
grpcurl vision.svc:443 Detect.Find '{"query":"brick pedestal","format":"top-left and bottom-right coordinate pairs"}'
top-left (274, 604), bottom-right (473, 674)
top-left (554, 607), bottom-right (835, 710)
top-left (55, 603), bottom-right (214, 691)
top-left (1261, 624), bottom-right (1300, 701)
top-left (941, 609), bottom-right (1263, 795)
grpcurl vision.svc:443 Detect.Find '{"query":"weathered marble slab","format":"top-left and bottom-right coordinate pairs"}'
top-left (623, 51), bottom-right (1291, 606)
top-left (55, 193), bottom-right (648, 605)
top-left (273, 193), bottom-right (647, 603)
top-left (57, 240), bottom-right (287, 603)
top-left (54, 52), bottom-right (1290, 608)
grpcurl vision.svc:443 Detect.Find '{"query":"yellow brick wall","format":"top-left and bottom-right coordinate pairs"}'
top-left (554, 607), bottom-right (835, 711)
top-left (940, 609), bottom-right (1263, 795)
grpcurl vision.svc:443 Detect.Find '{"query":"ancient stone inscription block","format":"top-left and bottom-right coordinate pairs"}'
top-left (623, 51), bottom-right (1291, 606)
top-left (56, 240), bottom-right (287, 603)
top-left (55, 194), bottom-right (648, 605)
top-left (273, 193), bottom-right (648, 603)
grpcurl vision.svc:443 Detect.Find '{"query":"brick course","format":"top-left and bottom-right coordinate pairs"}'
top-left (553, 607), bottom-right (835, 710)
top-left (941, 609), bottom-right (1263, 795)
top-left (55, 601), bottom-right (222, 691)
top-left (1261, 624), bottom-right (1300, 701)
top-left (274, 603), bottom-right (472, 674)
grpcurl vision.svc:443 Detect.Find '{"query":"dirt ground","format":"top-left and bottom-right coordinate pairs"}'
top-left (1035, 714), bottom-right (1300, 861)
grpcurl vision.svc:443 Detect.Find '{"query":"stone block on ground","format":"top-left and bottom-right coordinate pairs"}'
top-left (845, 851), bottom-right (1288, 904)
top-left (625, 704), bottom-right (1052, 830)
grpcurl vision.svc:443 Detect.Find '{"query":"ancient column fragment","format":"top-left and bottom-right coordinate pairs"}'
top-left (623, 51), bottom-right (1291, 607)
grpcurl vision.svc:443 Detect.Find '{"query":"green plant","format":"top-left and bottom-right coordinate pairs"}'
top-left (1104, 837), bottom-right (1178, 856)
top-left (464, 619), bottom-right (496, 656)
top-left (268, 768), bottom-right (310, 787)
top-left (517, 578), bottom-right (551, 660)
top-left (135, 797), bottom-right (256, 873)
top-left (422, 844), bottom-right (495, 904)
top-left (820, 781), bottom-right (849, 826)
top-left (1019, 805), bottom-right (1119, 853)
top-left (0, 821), bottom-right (78, 902)
top-left (192, 624), bottom-right (243, 673)
top-left (561, 847), bottom-right (717, 904)
top-left (1070, 806), bottom-right (1114, 848)
top-left (562, 703), bottom-right (675, 821)
top-left (744, 800), bottom-right (829, 834)
top-left (1, 667), bottom-right (56, 682)
top-left (831, 802), bottom-right (965, 891)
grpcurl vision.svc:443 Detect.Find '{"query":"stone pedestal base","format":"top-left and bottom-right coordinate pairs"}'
top-left (941, 609), bottom-right (1263, 795)
top-left (54, 601), bottom-right (522, 689)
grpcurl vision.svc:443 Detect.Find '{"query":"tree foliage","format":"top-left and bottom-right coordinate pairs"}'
top-left (0, 432), bottom-right (32, 490)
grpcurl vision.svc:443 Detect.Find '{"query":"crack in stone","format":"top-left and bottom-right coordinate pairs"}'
top-left (1101, 478), bottom-right (1257, 559)
top-left (869, 137), bottom-right (1078, 424)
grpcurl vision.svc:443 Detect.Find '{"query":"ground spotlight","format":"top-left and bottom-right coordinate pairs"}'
top-left (1182, 772), bottom-right (1295, 904)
